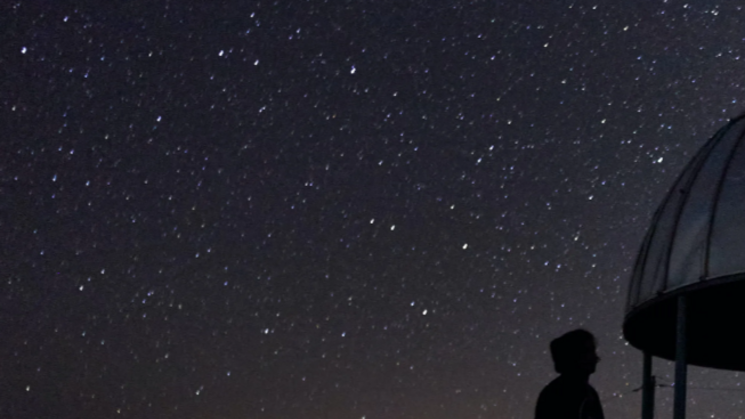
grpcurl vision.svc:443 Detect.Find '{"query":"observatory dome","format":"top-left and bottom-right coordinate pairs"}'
top-left (624, 114), bottom-right (745, 370)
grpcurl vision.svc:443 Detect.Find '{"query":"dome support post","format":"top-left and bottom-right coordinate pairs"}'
top-left (674, 294), bottom-right (688, 419)
top-left (642, 351), bottom-right (655, 419)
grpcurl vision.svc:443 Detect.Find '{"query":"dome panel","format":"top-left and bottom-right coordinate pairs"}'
top-left (710, 133), bottom-right (745, 277)
top-left (667, 129), bottom-right (737, 287)
top-left (628, 139), bottom-right (717, 309)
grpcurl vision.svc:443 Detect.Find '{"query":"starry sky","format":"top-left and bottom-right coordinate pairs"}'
top-left (3, 1), bottom-right (745, 418)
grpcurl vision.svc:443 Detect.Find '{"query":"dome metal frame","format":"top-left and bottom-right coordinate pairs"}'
top-left (624, 114), bottom-right (745, 419)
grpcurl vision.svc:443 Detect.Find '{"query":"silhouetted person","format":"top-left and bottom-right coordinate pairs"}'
top-left (535, 329), bottom-right (604, 419)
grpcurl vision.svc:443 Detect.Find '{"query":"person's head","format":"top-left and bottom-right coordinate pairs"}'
top-left (550, 329), bottom-right (599, 376)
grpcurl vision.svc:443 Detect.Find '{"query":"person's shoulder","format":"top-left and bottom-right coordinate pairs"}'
top-left (586, 383), bottom-right (601, 398)
top-left (543, 375), bottom-right (568, 390)
top-left (538, 376), bottom-right (565, 398)
top-left (535, 376), bottom-right (571, 419)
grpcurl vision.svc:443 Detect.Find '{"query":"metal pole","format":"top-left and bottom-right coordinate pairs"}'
top-left (642, 352), bottom-right (654, 419)
top-left (673, 295), bottom-right (688, 419)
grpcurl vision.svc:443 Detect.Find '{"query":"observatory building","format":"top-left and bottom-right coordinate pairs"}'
top-left (624, 114), bottom-right (745, 419)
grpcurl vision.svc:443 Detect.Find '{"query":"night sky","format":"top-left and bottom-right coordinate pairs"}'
top-left (3, 1), bottom-right (745, 418)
